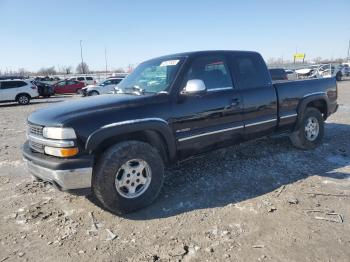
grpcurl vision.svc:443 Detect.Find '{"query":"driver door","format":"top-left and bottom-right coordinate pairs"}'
top-left (171, 54), bottom-right (244, 158)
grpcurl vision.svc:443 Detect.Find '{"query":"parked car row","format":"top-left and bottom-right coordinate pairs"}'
top-left (295, 64), bottom-right (347, 81)
top-left (0, 73), bottom-right (127, 105)
top-left (81, 77), bottom-right (124, 96)
top-left (269, 63), bottom-right (349, 82)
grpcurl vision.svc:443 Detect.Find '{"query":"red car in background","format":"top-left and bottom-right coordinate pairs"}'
top-left (53, 80), bottom-right (85, 94)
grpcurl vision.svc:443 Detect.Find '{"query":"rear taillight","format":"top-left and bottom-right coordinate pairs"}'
top-left (31, 85), bottom-right (37, 90)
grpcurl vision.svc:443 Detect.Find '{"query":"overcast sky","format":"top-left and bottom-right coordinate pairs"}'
top-left (1, 0), bottom-right (349, 72)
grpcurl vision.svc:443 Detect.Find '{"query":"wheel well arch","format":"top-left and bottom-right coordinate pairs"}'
top-left (92, 130), bottom-right (170, 166)
top-left (15, 93), bottom-right (31, 100)
top-left (89, 90), bottom-right (100, 95)
top-left (294, 96), bottom-right (328, 131)
top-left (306, 99), bottom-right (327, 119)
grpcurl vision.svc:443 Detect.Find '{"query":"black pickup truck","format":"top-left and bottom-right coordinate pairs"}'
top-left (23, 50), bottom-right (338, 214)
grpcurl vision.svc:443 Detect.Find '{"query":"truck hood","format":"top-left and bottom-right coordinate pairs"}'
top-left (28, 94), bottom-right (156, 126)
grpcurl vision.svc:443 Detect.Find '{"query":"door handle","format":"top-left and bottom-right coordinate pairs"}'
top-left (231, 98), bottom-right (240, 106)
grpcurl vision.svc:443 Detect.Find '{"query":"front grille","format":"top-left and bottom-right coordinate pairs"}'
top-left (29, 140), bottom-right (45, 153)
top-left (29, 124), bottom-right (43, 136)
top-left (28, 124), bottom-right (44, 153)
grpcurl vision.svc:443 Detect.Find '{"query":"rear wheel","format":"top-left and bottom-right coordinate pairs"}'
top-left (92, 141), bottom-right (164, 214)
top-left (17, 94), bottom-right (30, 105)
top-left (290, 107), bottom-right (324, 149)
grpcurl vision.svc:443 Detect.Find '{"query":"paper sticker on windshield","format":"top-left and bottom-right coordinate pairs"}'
top-left (160, 60), bottom-right (179, 67)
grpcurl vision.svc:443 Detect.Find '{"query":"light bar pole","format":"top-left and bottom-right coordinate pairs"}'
top-left (80, 40), bottom-right (85, 74)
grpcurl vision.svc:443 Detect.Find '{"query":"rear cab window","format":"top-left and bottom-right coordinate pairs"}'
top-left (86, 77), bottom-right (93, 80)
top-left (229, 53), bottom-right (271, 89)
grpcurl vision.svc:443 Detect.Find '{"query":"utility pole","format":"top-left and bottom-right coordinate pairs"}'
top-left (347, 39), bottom-right (350, 62)
top-left (80, 40), bottom-right (85, 74)
top-left (105, 47), bottom-right (108, 78)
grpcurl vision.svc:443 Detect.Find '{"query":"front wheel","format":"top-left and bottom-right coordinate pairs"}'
top-left (88, 90), bottom-right (99, 96)
top-left (289, 107), bottom-right (324, 150)
top-left (92, 141), bottom-right (164, 214)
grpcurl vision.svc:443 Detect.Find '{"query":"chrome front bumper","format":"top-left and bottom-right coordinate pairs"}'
top-left (26, 160), bottom-right (92, 190)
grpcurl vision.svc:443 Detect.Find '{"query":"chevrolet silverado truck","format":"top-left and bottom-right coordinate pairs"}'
top-left (23, 50), bottom-right (338, 214)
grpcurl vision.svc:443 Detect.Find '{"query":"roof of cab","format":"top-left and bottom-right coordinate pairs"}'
top-left (143, 50), bottom-right (261, 63)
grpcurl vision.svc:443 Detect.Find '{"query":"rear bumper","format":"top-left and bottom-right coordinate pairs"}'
top-left (22, 141), bottom-right (93, 191)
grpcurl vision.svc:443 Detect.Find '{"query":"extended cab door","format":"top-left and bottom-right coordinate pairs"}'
top-left (172, 54), bottom-right (244, 158)
top-left (229, 53), bottom-right (277, 138)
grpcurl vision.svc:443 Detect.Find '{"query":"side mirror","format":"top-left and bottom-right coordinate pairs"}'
top-left (182, 79), bottom-right (207, 95)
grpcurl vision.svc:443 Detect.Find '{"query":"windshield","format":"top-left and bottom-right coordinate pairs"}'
top-left (118, 57), bottom-right (184, 94)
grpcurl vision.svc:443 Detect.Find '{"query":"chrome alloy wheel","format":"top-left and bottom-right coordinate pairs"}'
top-left (19, 96), bottom-right (29, 104)
top-left (115, 159), bottom-right (152, 199)
top-left (304, 116), bottom-right (319, 141)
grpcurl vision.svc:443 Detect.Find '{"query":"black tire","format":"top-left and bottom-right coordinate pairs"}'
top-left (336, 72), bottom-right (342, 81)
top-left (289, 107), bottom-right (324, 150)
top-left (92, 141), bottom-right (164, 214)
top-left (88, 90), bottom-right (99, 96)
top-left (17, 94), bottom-right (30, 105)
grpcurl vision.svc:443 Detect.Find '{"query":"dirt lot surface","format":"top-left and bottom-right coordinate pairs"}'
top-left (1, 83), bottom-right (350, 262)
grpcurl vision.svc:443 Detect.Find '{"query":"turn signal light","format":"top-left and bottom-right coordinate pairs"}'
top-left (44, 146), bottom-right (79, 157)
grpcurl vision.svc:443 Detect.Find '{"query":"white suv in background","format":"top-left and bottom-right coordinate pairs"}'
top-left (81, 78), bottom-right (124, 96)
top-left (0, 80), bottom-right (39, 105)
top-left (68, 76), bottom-right (96, 85)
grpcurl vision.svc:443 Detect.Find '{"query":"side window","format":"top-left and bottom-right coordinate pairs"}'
top-left (112, 79), bottom-right (122, 84)
top-left (1, 81), bottom-right (18, 89)
top-left (185, 56), bottom-right (233, 91)
top-left (77, 77), bottom-right (85, 81)
top-left (86, 77), bottom-right (93, 80)
top-left (14, 81), bottom-right (27, 87)
top-left (231, 54), bottom-right (270, 89)
top-left (58, 81), bottom-right (68, 86)
top-left (67, 81), bottom-right (76, 85)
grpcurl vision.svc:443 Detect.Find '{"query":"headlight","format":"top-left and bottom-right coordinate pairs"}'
top-left (44, 146), bottom-right (79, 157)
top-left (43, 127), bottom-right (76, 139)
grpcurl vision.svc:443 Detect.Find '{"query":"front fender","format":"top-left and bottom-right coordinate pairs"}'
top-left (85, 118), bottom-right (176, 160)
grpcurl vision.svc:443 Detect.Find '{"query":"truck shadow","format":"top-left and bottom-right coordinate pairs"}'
top-left (90, 122), bottom-right (350, 219)
top-left (0, 100), bottom-right (62, 108)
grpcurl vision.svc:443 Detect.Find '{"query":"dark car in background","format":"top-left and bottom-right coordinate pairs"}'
top-left (32, 81), bottom-right (55, 98)
top-left (269, 68), bottom-right (288, 80)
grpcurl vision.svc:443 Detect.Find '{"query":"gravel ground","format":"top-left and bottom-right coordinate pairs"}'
top-left (0, 82), bottom-right (350, 262)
